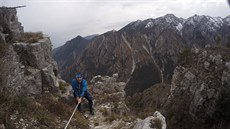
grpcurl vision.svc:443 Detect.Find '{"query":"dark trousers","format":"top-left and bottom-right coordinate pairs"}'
top-left (74, 91), bottom-right (93, 112)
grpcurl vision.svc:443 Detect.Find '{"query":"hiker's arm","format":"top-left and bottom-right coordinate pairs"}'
top-left (71, 79), bottom-right (77, 97)
top-left (79, 81), bottom-right (87, 97)
top-left (76, 97), bottom-right (82, 104)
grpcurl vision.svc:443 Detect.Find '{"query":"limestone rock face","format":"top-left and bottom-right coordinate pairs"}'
top-left (13, 37), bottom-right (56, 69)
top-left (133, 111), bottom-right (166, 129)
top-left (0, 124), bottom-right (5, 129)
top-left (165, 47), bottom-right (230, 129)
top-left (88, 74), bottom-right (134, 129)
top-left (1, 36), bottom-right (62, 95)
top-left (0, 7), bottom-right (23, 43)
top-left (0, 8), bottom-right (63, 95)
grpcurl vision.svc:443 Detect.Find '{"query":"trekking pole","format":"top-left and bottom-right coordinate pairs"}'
top-left (64, 103), bottom-right (79, 129)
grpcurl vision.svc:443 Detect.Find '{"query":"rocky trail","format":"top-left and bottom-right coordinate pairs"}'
top-left (88, 74), bottom-right (135, 129)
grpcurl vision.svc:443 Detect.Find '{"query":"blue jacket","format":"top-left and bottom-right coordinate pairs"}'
top-left (71, 79), bottom-right (88, 97)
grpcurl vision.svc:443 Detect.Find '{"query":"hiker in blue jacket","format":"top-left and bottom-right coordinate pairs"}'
top-left (71, 73), bottom-right (94, 115)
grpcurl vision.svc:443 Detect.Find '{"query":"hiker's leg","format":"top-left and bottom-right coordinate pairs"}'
top-left (84, 91), bottom-right (93, 112)
top-left (74, 93), bottom-right (82, 111)
top-left (77, 103), bottom-right (82, 112)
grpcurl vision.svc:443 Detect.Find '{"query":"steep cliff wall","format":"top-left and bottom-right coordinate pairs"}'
top-left (0, 7), bottom-right (23, 43)
top-left (165, 46), bottom-right (230, 129)
top-left (0, 7), bottom-right (85, 129)
top-left (2, 36), bottom-right (62, 95)
top-left (0, 7), bottom-right (67, 95)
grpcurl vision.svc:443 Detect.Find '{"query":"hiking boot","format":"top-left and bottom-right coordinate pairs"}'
top-left (77, 108), bottom-right (84, 114)
top-left (90, 111), bottom-right (95, 115)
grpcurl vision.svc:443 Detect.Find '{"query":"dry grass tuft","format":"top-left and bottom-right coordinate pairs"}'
top-left (10, 32), bottom-right (44, 43)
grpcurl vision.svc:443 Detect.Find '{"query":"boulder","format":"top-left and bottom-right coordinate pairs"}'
top-left (0, 7), bottom-right (23, 43)
top-left (0, 124), bottom-right (5, 129)
top-left (133, 111), bottom-right (166, 129)
top-left (1, 36), bottom-right (63, 95)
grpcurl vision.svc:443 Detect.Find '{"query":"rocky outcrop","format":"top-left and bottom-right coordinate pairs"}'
top-left (88, 73), bottom-right (135, 129)
top-left (1, 36), bottom-right (63, 95)
top-left (165, 46), bottom-right (230, 129)
top-left (133, 111), bottom-right (166, 129)
top-left (89, 74), bottom-right (169, 129)
top-left (0, 7), bottom-right (67, 95)
top-left (0, 124), bottom-right (5, 129)
top-left (0, 7), bottom-right (23, 43)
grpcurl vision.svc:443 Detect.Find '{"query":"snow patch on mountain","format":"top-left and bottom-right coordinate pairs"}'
top-left (186, 15), bottom-right (204, 26)
top-left (176, 23), bottom-right (183, 31)
top-left (145, 21), bottom-right (154, 28)
top-left (142, 45), bottom-right (150, 54)
top-left (206, 16), bottom-right (223, 32)
top-left (180, 18), bottom-right (186, 24)
top-left (131, 20), bottom-right (142, 28)
top-left (206, 16), bottom-right (223, 29)
top-left (225, 15), bottom-right (230, 25)
top-left (185, 15), bottom-right (223, 32)
top-left (164, 14), bottom-right (177, 23)
top-left (165, 16), bottom-right (174, 23)
top-left (209, 17), bottom-right (223, 27)
top-left (122, 35), bottom-right (132, 50)
top-left (121, 35), bottom-right (136, 74)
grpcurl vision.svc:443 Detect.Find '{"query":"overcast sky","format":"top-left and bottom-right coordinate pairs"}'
top-left (1, 0), bottom-right (230, 48)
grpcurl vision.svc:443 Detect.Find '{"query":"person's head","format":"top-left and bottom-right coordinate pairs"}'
top-left (76, 73), bottom-right (82, 83)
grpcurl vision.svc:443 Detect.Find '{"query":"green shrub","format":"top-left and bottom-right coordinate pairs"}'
top-left (0, 43), bottom-right (7, 56)
top-left (214, 89), bottom-right (230, 122)
top-left (177, 48), bottom-right (193, 66)
top-left (226, 43), bottom-right (230, 48)
top-left (59, 81), bottom-right (69, 94)
top-left (94, 122), bottom-right (99, 126)
top-left (126, 83), bottom-right (170, 118)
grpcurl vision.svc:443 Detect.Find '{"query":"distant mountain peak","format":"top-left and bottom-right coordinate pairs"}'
top-left (129, 20), bottom-right (142, 28)
top-left (84, 34), bottom-right (99, 40)
top-left (109, 29), bottom-right (117, 33)
top-left (164, 14), bottom-right (178, 23)
top-left (74, 35), bottom-right (87, 40)
top-left (225, 15), bottom-right (230, 19)
top-left (190, 14), bottom-right (206, 20)
top-left (130, 19), bottom-right (142, 24)
top-left (65, 35), bottom-right (87, 46)
top-left (164, 13), bottom-right (177, 19)
top-left (186, 14), bottom-right (224, 30)
top-left (186, 15), bottom-right (208, 25)
top-left (76, 35), bottom-right (84, 39)
top-left (158, 14), bottom-right (180, 22)
top-left (225, 15), bottom-right (230, 24)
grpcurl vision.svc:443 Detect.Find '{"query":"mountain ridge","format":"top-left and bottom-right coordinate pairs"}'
top-left (53, 35), bottom-right (90, 81)
top-left (53, 13), bottom-right (230, 96)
